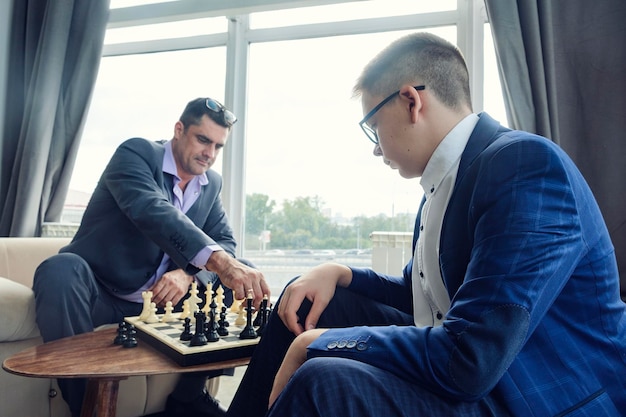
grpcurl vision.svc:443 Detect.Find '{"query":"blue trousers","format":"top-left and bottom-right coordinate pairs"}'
top-left (227, 284), bottom-right (510, 417)
top-left (32, 252), bottom-right (233, 416)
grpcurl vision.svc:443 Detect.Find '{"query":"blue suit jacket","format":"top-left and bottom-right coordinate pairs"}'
top-left (309, 113), bottom-right (626, 416)
top-left (61, 138), bottom-right (236, 295)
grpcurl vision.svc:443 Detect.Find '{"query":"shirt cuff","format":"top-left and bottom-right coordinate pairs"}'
top-left (191, 245), bottom-right (223, 269)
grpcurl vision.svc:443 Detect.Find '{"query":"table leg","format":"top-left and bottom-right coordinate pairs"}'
top-left (81, 378), bottom-right (123, 417)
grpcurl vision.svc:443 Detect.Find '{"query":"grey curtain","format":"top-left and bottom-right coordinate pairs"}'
top-left (484, 0), bottom-right (626, 300)
top-left (0, 0), bottom-right (109, 236)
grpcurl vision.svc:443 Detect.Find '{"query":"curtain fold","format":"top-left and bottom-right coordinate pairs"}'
top-left (484, 0), bottom-right (626, 299)
top-left (0, 0), bottom-right (109, 237)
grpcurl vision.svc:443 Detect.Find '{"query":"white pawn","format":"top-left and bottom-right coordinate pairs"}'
top-left (180, 299), bottom-right (191, 319)
top-left (162, 301), bottom-right (175, 322)
top-left (145, 302), bottom-right (160, 323)
top-left (138, 290), bottom-right (153, 321)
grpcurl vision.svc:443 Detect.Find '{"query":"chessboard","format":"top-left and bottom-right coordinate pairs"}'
top-left (125, 310), bottom-right (261, 366)
top-left (123, 283), bottom-right (270, 366)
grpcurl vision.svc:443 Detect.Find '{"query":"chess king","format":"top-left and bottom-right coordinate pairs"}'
top-left (32, 97), bottom-right (270, 417)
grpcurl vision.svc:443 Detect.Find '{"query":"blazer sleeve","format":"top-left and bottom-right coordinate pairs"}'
top-left (308, 134), bottom-right (591, 401)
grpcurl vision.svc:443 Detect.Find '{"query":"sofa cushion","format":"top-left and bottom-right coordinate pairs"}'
top-left (0, 277), bottom-right (40, 341)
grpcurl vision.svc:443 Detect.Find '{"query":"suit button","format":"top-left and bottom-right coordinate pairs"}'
top-left (356, 341), bottom-right (367, 351)
top-left (327, 341), bottom-right (338, 349)
top-left (346, 340), bottom-right (357, 349)
top-left (337, 340), bottom-right (348, 348)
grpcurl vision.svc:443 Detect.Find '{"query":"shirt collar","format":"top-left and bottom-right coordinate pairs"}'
top-left (163, 140), bottom-right (209, 187)
top-left (420, 113), bottom-right (479, 197)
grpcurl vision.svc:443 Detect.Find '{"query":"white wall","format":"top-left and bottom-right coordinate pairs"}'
top-left (0, 0), bottom-right (12, 135)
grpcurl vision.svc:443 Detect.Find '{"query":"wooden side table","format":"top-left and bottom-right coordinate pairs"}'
top-left (2, 327), bottom-right (250, 417)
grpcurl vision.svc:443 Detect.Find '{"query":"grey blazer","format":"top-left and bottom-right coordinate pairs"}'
top-left (61, 138), bottom-right (236, 295)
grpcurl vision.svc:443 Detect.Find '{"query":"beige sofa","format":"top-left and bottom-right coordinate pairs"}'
top-left (0, 237), bottom-right (220, 417)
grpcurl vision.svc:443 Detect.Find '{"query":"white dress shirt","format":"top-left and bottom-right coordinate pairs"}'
top-left (412, 114), bottom-right (479, 327)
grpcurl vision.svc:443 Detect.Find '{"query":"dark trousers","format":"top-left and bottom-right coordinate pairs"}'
top-left (32, 252), bottom-right (232, 416)
top-left (227, 284), bottom-right (510, 417)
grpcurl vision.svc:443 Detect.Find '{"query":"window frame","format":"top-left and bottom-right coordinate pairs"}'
top-left (102, 0), bottom-right (489, 255)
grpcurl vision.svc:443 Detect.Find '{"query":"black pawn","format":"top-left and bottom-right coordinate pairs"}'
top-left (190, 312), bottom-right (208, 346)
top-left (217, 307), bottom-right (229, 336)
top-left (180, 317), bottom-right (193, 341)
top-left (114, 321), bottom-right (128, 345)
top-left (123, 324), bottom-right (138, 348)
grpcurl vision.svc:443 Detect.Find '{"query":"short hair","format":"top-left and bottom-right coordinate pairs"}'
top-left (179, 97), bottom-right (233, 131)
top-left (353, 32), bottom-right (472, 111)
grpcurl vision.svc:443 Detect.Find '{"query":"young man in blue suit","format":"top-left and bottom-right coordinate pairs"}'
top-left (33, 97), bottom-right (270, 417)
top-left (227, 32), bottom-right (626, 417)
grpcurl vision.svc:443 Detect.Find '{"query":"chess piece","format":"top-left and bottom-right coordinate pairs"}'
top-left (180, 317), bottom-right (193, 341)
top-left (145, 302), bottom-right (160, 323)
top-left (230, 298), bottom-right (241, 313)
top-left (202, 287), bottom-right (214, 315)
top-left (123, 324), bottom-right (138, 348)
top-left (217, 306), bottom-right (229, 336)
top-left (239, 291), bottom-right (257, 340)
top-left (205, 299), bottom-right (220, 342)
top-left (190, 311), bottom-right (208, 346)
top-left (235, 300), bottom-right (246, 326)
top-left (215, 285), bottom-right (225, 311)
top-left (256, 295), bottom-right (269, 336)
top-left (162, 301), bottom-right (175, 322)
top-left (180, 299), bottom-right (191, 320)
top-left (113, 321), bottom-right (128, 345)
top-left (188, 282), bottom-right (202, 315)
top-left (138, 290), bottom-right (153, 321)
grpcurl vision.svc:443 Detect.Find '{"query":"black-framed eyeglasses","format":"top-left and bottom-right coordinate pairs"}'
top-left (359, 85), bottom-right (425, 145)
top-left (205, 98), bottom-right (238, 127)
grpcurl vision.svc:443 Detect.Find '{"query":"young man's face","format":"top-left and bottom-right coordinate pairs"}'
top-left (361, 88), bottom-right (432, 179)
top-left (171, 115), bottom-right (229, 181)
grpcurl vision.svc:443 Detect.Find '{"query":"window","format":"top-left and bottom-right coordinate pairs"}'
top-left (68, 0), bottom-right (507, 293)
top-left (71, 47), bottom-right (227, 194)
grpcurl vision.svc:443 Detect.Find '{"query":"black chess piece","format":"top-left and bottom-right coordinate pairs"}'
top-left (206, 299), bottom-right (220, 342)
top-left (220, 306), bottom-right (230, 328)
top-left (217, 307), bottom-right (229, 336)
top-left (256, 298), bottom-right (269, 337)
top-left (123, 324), bottom-right (138, 348)
top-left (180, 317), bottom-right (193, 341)
top-left (190, 311), bottom-right (208, 346)
top-left (239, 297), bottom-right (258, 340)
top-left (114, 321), bottom-right (128, 345)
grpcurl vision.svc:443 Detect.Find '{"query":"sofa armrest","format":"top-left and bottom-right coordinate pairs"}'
top-left (0, 277), bottom-right (40, 341)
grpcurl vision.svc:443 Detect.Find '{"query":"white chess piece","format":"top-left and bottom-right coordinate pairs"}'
top-left (202, 287), bottom-right (214, 315)
top-left (235, 301), bottom-right (246, 326)
top-left (162, 301), bottom-right (175, 322)
top-left (215, 286), bottom-right (225, 311)
top-left (138, 290), bottom-right (153, 321)
top-left (180, 299), bottom-right (191, 319)
top-left (145, 302), bottom-right (160, 323)
top-left (187, 282), bottom-right (202, 314)
top-left (230, 298), bottom-right (242, 313)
